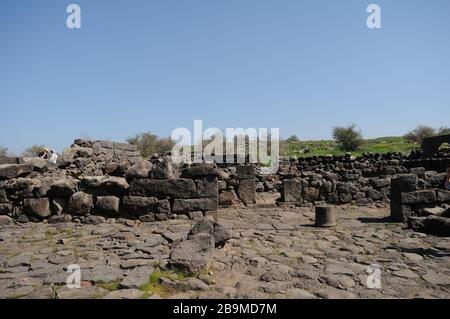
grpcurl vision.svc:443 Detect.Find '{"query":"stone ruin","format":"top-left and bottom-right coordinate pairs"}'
top-left (0, 139), bottom-right (259, 225)
top-left (391, 174), bottom-right (450, 236)
top-left (1, 137), bottom-right (450, 237)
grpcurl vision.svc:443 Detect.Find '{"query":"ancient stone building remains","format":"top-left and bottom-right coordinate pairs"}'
top-left (390, 174), bottom-right (450, 236)
top-left (1, 137), bottom-right (449, 234)
top-left (0, 139), bottom-right (224, 223)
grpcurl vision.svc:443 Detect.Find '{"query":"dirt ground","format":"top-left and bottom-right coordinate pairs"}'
top-left (1, 203), bottom-right (450, 299)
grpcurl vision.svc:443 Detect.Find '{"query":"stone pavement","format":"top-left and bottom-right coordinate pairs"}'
top-left (1, 205), bottom-right (449, 299)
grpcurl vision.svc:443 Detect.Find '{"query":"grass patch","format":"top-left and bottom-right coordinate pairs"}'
top-left (95, 280), bottom-right (120, 292)
top-left (139, 267), bottom-right (192, 299)
top-left (284, 136), bottom-right (419, 158)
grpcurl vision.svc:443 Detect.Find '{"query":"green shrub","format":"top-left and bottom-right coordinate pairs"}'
top-left (332, 124), bottom-right (363, 151)
top-left (127, 132), bottom-right (175, 158)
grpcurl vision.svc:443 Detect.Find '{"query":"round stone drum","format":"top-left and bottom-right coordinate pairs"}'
top-left (315, 206), bottom-right (336, 227)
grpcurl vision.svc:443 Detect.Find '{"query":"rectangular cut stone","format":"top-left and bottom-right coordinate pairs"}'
top-left (401, 190), bottom-right (437, 204)
top-left (369, 178), bottom-right (390, 189)
top-left (95, 196), bottom-right (120, 216)
top-left (23, 198), bottom-right (51, 218)
top-left (282, 179), bottom-right (302, 202)
top-left (391, 174), bottom-right (418, 194)
top-left (172, 198), bottom-right (218, 213)
top-left (437, 189), bottom-right (450, 202)
top-left (391, 174), bottom-right (419, 222)
top-left (236, 165), bottom-right (255, 180)
top-left (122, 196), bottom-right (158, 216)
top-left (196, 177), bottom-right (218, 198)
top-left (0, 164), bottom-right (34, 179)
top-left (238, 179), bottom-right (256, 205)
top-left (129, 179), bottom-right (197, 199)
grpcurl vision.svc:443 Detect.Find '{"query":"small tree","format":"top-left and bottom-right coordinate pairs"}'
top-left (127, 132), bottom-right (175, 158)
top-left (332, 124), bottom-right (363, 151)
top-left (0, 146), bottom-right (7, 156)
top-left (286, 135), bottom-right (300, 144)
top-left (22, 145), bottom-right (46, 157)
top-left (404, 125), bottom-right (436, 144)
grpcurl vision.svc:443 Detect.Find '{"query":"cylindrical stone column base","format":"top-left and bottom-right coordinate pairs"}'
top-left (315, 206), bottom-right (336, 227)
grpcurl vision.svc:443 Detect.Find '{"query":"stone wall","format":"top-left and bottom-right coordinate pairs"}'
top-left (0, 140), bottom-right (219, 224)
top-left (217, 164), bottom-right (257, 207)
top-left (278, 153), bottom-right (408, 206)
top-left (390, 174), bottom-right (450, 236)
top-left (59, 139), bottom-right (142, 176)
top-left (277, 151), bottom-right (449, 207)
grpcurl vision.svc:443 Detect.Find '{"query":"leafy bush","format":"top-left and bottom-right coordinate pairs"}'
top-left (403, 125), bottom-right (436, 144)
top-left (127, 132), bottom-right (175, 158)
top-left (332, 124), bottom-right (363, 151)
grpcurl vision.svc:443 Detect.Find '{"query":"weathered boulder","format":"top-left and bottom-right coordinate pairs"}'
top-left (219, 189), bottom-right (241, 206)
top-left (6, 177), bottom-right (42, 200)
top-left (0, 164), bottom-right (34, 179)
top-left (401, 190), bottom-right (437, 204)
top-left (0, 203), bottom-right (13, 215)
top-left (84, 215), bottom-right (106, 225)
top-left (126, 161), bottom-right (153, 179)
top-left (236, 165), bottom-right (255, 180)
top-left (157, 199), bottom-right (171, 213)
top-left (339, 193), bottom-right (352, 204)
top-left (424, 172), bottom-right (446, 188)
top-left (281, 179), bottom-right (302, 202)
top-left (237, 179), bottom-right (256, 205)
top-left (408, 216), bottom-right (426, 232)
top-left (68, 192), bottom-right (94, 215)
top-left (129, 179), bottom-right (196, 199)
top-left (336, 182), bottom-right (351, 194)
top-left (23, 198), bottom-right (51, 219)
top-left (195, 177), bottom-right (218, 198)
top-left (120, 266), bottom-right (154, 289)
top-left (122, 196), bottom-right (158, 216)
top-left (22, 157), bottom-right (50, 173)
top-left (181, 165), bottom-right (218, 179)
top-left (95, 196), bottom-right (120, 216)
top-left (366, 188), bottom-right (382, 200)
top-left (82, 176), bottom-right (129, 196)
top-left (188, 232), bottom-right (215, 251)
top-left (172, 198), bottom-right (217, 213)
top-left (369, 178), bottom-right (390, 189)
top-left (421, 206), bottom-right (446, 216)
top-left (437, 190), bottom-right (450, 202)
top-left (391, 174), bottom-right (419, 193)
top-left (189, 218), bottom-right (231, 247)
top-left (424, 216), bottom-right (450, 237)
top-left (304, 187), bottom-right (319, 202)
top-left (170, 239), bottom-right (214, 274)
top-left (49, 179), bottom-right (79, 198)
top-left (149, 159), bottom-right (179, 179)
top-left (391, 174), bottom-right (419, 222)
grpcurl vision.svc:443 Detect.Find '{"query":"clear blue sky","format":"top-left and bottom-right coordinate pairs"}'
top-left (1, 0), bottom-right (449, 154)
